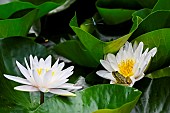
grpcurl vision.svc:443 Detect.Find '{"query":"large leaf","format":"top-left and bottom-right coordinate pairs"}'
top-left (0, 9), bottom-right (38, 38)
top-left (133, 28), bottom-right (170, 71)
top-left (130, 8), bottom-right (151, 32)
top-left (33, 84), bottom-right (141, 113)
top-left (70, 15), bottom-right (105, 64)
top-left (54, 15), bottom-right (135, 67)
top-left (152, 0), bottom-right (170, 12)
top-left (0, 1), bottom-right (64, 19)
top-left (135, 0), bottom-right (158, 8)
top-left (53, 40), bottom-right (99, 67)
top-left (130, 11), bottom-right (170, 40)
top-left (0, 37), bottom-right (48, 110)
top-left (96, 0), bottom-right (140, 25)
top-left (19, 0), bottom-right (66, 5)
top-left (132, 77), bottom-right (170, 113)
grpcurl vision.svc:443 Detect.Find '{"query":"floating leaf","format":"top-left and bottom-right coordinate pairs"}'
top-left (130, 11), bottom-right (170, 40)
top-left (0, 1), bottom-right (64, 19)
top-left (135, 0), bottom-right (158, 8)
top-left (33, 84), bottom-right (142, 113)
top-left (53, 40), bottom-right (99, 67)
top-left (132, 77), bottom-right (170, 113)
top-left (152, 0), bottom-right (170, 12)
top-left (133, 28), bottom-right (170, 71)
top-left (146, 67), bottom-right (170, 79)
top-left (0, 9), bottom-right (38, 38)
top-left (96, 0), bottom-right (140, 25)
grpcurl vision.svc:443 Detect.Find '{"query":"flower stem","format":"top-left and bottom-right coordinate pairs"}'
top-left (40, 92), bottom-right (44, 104)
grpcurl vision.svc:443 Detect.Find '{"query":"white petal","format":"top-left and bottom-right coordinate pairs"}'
top-left (14, 85), bottom-right (39, 92)
top-left (48, 79), bottom-right (69, 88)
top-left (39, 58), bottom-right (45, 67)
top-left (57, 83), bottom-right (82, 89)
top-left (148, 47), bottom-right (157, 57)
top-left (39, 87), bottom-right (49, 92)
top-left (58, 66), bottom-right (74, 80)
top-left (49, 89), bottom-right (76, 96)
top-left (4, 74), bottom-right (31, 85)
top-left (134, 73), bottom-right (145, 81)
top-left (100, 60), bottom-right (113, 72)
top-left (24, 57), bottom-right (30, 70)
top-left (45, 55), bottom-right (52, 68)
top-left (107, 54), bottom-right (118, 71)
top-left (134, 42), bottom-right (143, 58)
top-left (33, 70), bottom-right (43, 87)
top-left (133, 41), bottom-right (138, 51)
top-left (16, 61), bottom-right (31, 80)
top-left (33, 56), bottom-right (38, 65)
top-left (43, 70), bottom-right (53, 86)
top-left (51, 58), bottom-right (59, 69)
top-left (124, 41), bottom-right (130, 51)
top-left (96, 70), bottom-right (115, 81)
top-left (57, 62), bottom-right (65, 71)
top-left (110, 80), bottom-right (116, 84)
top-left (29, 55), bottom-right (34, 69)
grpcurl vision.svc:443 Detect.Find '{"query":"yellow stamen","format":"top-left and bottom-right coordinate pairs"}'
top-left (52, 71), bottom-right (55, 76)
top-left (36, 68), bottom-right (42, 75)
top-left (118, 59), bottom-right (135, 77)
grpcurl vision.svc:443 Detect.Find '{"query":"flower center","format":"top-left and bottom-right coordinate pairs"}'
top-left (118, 59), bottom-right (135, 77)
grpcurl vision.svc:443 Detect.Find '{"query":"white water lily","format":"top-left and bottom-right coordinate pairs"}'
top-left (4, 55), bottom-right (82, 96)
top-left (96, 42), bottom-right (157, 87)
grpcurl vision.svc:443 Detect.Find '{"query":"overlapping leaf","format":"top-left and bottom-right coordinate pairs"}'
top-left (132, 77), bottom-right (170, 113)
top-left (96, 0), bottom-right (140, 25)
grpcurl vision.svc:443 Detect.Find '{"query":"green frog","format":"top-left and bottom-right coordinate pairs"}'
top-left (112, 71), bottom-right (132, 85)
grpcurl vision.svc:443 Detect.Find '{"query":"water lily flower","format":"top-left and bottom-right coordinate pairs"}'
top-left (4, 55), bottom-right (82, 96)
top-left (96, 42), bottom-right (157, 87)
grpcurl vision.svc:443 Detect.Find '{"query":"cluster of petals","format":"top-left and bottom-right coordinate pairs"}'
top-left (96, 42), bottom-right (157, 86)
top-left (4, 55), bottom-right (81, 96)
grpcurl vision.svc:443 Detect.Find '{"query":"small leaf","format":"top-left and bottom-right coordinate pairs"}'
top-left (146, 67), bottom-right (170, 79)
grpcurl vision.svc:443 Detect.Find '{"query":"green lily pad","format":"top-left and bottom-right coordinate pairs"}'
top-left (0, 9), bottom-right (38, 38)
top-left (152, 0), bottom-right (170, 12)
top-left (53, 40), bottom-right (99, 67)
top-left (54, 15), bottom-right (135, 67)
top-left (146, 67), bottom-right (170, 79)
top-left (70, 15), bottom-right (105, 64)
top-left (133, 28), bottom-right (170, 71)
top-left (130, 10), bottom-right (170, 40)
top-left (130, 8), bottom-right (151, 32)
top-left (96, 0), bottom-right (139, 25)
top-left (132, 77), bottom-right (170, 113)
top-left (33, 84), bottom-right (142, 113)
top-left (0, 1), bottom-right (64, 19)
top-left (135, 0), bottom-right (158, 8)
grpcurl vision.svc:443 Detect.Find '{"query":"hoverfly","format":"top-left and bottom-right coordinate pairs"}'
top-left (112, 71), bottom-right (132, 85)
